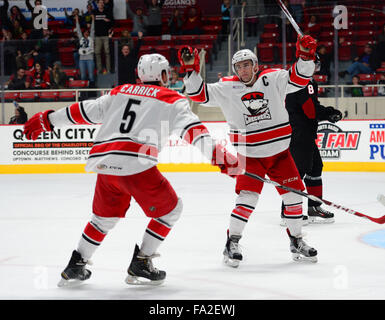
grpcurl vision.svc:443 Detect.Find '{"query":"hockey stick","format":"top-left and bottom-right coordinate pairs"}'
top-left (244, 171), bottom-right (385, 225)
top-left (276, 0), bottom-right (304, 36)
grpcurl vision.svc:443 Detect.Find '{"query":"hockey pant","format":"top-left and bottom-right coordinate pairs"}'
top-left (77, 168), bottom-right (183, 260)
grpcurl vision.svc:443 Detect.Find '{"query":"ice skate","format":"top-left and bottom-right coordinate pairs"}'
top-left (125, 244), bottom-right (166, 286)
top-left (57, 250), bottom-right (92, 287)
top-left (308, 206), bottom-right (335, 224)
top-left (223, 230), bottom-right (242, 268)
top-left (287, 229), bottom-right (317, 263)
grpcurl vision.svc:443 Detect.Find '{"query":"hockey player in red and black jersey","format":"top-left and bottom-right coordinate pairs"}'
top-left (281, 69), bottom-right (342, 225)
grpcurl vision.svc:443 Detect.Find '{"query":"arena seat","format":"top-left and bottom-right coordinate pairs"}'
top-left (39, 91), bottom-right (59, 102)
top-left (58, 91), bottom-right (76, 101)
top-left (257, 43), bottom-right (274, 63)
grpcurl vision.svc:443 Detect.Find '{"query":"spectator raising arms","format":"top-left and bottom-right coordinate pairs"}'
top-left (126, 0), bottom-right (148, 36)
top-left (144, 0), bottom-right (165, 36)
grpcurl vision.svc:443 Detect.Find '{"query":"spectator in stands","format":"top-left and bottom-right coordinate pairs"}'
top-left (94, 0), bottom-right (114, 74)
top-left (168, 9), bottom-right (183, 35)
top-left (376, 24), bottom-right (385, 62)
top-left (181, 6), bottom-right (202, 35)
top-left (289, 0), bottom-right (305, 24)
top-left (169, 69), bottom-right (184, 93)
top-left (76, 14), bottom-right (96, 87)
top-left (339, 44), bottom-right (381, 80)
top-left (25, 0), bottom-right (55, 39)
top-left (103, 0), bottom-right (114, 17)
top-left (349, 75), bottom-right (364, 97)
top-left (0, 0), bottom-right (9, 31)
top-left (316, 44), bottom-right (331, 80)
top-left (11, 19), bottom-right (26, 39)
top-left (49, 61), bottom-right (67, 89)
top-left (9, 103), bottom-right (28, 124)
top-left (9, 5), bottom-right (28, 32)
top-left (118, 29), bottom-right (134, 50)
top-left (278, 0), bottom-right (295, 42)
top-left (144, 0), bottom-right (164, 36)
top-left (221, 0), bottom-right (231, 36)
top-left (64, 8), bottom-right (82, 28)
top-left (5, 67), bottom-right (31, 90)
top-left (30, 61), bottom-right (50, 89)
top-left (2, 27), bottom-right (18, 74)
top-left (377, 74), bottom-right (385, 96)
top-left (126, 1), bottom-right (148, 36)
top-left (242, 0), bottom-right (261, 38)
top-left (304, 15), bottom-right (321, 39)
top-left (16, 32), bottom-right (36, 70)
top-left (34, 28), bottom-right (57, 69)
top-left (117, 31), bottom-right (143, 85)
top-left (83, 4), bottom-right (95, 28)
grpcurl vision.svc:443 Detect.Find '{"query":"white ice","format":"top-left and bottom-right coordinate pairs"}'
top-left (0, 171), bottom-right (385, 300)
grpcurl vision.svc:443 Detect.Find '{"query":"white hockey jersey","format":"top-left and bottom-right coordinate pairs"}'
top-left (49, 84), bottom-right (213, 175)
top-left (184, 59), bottom-right (315, 158)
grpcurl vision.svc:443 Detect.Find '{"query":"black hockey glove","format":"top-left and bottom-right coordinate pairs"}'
top-left (325, 107), bottom-right (343, 123)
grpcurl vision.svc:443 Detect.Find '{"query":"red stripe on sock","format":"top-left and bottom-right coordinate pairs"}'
top-left (232, 206), bottom-right (253, 219)
top-left (83, 222), bottom-right (106, 243)
top-left (284, 204), bottom-right (302, 216)
top-left (147, 219), bottom-right (171, 238)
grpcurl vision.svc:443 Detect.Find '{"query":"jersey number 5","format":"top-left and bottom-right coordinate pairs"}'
top-left (120, 99), bottom-right (141, 133)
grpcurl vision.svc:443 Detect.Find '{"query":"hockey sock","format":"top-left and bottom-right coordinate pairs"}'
top-left (304, 174), bottom-right (323, 207)
top-left (77, 215), bottom-right (119, 261)
top-left (282, 192), bottom-right (303, 236)
top-left (229, 191), bottom-right (258, 236)
top-left (140, 198), bottom-right (183, 256)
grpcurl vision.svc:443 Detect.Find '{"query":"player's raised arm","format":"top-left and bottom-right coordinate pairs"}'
top-left (23, 95), bottom-right (111, 140)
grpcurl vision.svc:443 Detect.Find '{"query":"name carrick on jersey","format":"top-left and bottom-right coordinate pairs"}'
top-left (49, 84), bottom-right (212, 175)
top-left (183, 59), bottom-right (315, 158)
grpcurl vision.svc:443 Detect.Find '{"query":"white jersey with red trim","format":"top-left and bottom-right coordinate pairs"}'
top-left (183, 59), bottom-right (315, 158)
top-left (49, 84), bottom-right (213, 175)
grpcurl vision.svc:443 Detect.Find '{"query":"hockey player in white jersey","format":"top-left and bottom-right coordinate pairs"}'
top-left (179, 35), bottom-right (319, 265)
top-left (23, 54), bottom-right (240, 286)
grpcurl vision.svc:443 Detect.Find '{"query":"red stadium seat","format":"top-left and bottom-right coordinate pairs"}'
top-left (263, 24), bottom-right (279, 33)
top-left (4, 91), bottom-right (20, 102)
top-left (355, 30), bottom-right (374, 41)
top-left (276, 43), bottom-right (295, 62)
top-left (202, 25), bottom-right (221, 34)
top-left (39, 91), bottom-right (59, 102)
top-left (313, 74), bottom-right (328, 83)
top-left (257, 43), bottom-right (274, 63)
top-left (260, 32), bottom-right (279, 43)
top-left (357, 74), bottom-right (376, 84)
top-left (338, 41), bottom-right (353, 61)
top-left (68, 80), bottom-right (89, 88)
top-left (58, 47), bottom-right (75, 66)
top-left (356, 21), bottom-right (377, 32)
top-left (58, 91), bottom-right (76, 101)
top-left (19, 92), bottom-right (39, 102)
top-left (62, 69), bottom-right (79, 79)
top-left (362, 86), bottom-right (376, 96)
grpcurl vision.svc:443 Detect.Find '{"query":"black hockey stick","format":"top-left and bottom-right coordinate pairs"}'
top-left (244, 171), bottom-right (385, 225)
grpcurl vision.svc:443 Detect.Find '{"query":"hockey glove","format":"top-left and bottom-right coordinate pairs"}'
top-left (325, 106), bottom-right (343, 123)
top-left (23, 110), bottom-right (54, 140)
top-left (296, 35), bottom-right (317, 61)
top-left (212, 144), bottom-right (242, 178)
top-left (178, 46), bottom-right (200, 73)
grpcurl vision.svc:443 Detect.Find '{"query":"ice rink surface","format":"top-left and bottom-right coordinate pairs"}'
top-left (1, 171), bottom-right (385, 300)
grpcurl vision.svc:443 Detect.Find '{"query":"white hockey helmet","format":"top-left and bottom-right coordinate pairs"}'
top-left (137, 53), bottom-right (171, 86)
top-left (232, 49), bottom-right (258, 84)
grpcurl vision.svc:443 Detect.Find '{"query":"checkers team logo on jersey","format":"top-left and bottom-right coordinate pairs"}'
top-left (316, 123), bottom-right (361, 158)
top-left (241, 92), bottom-right (271, 125)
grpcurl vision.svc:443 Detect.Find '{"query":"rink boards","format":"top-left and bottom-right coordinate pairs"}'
top-left (0, 120), bottom-right (384, 174)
